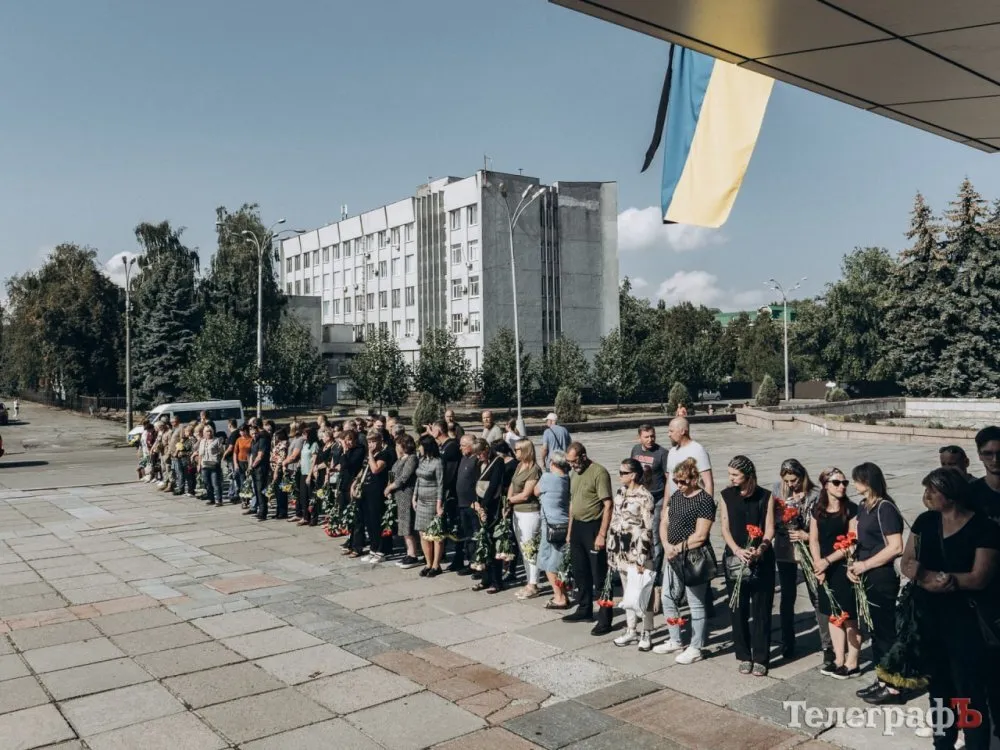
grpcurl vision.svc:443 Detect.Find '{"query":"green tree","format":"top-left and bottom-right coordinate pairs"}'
top-left (537, 336), bottom-right (589, 403)
top-left (346, 329), bottom-right (412, 411)
top-left (131, 221), bottom-right (200, 406)
top-left (591, 328), bottom-right (638, 407)
top-left (554, 386), bottom-right (583, 423)
top-left (756, 374), bottom-right (780, 406)
top-left (737, 310), bottom-right (782, 384)
top-left (667, 382), bottom-right (691, 414)
top-left (788, 298), bottom-right (831, 380)
top-left (412, 392), bottom-right (442, 429)
top-left (480, 327), bottom-right (532, 409)
top-left (182, 313), bottom-right (257, 403)
top-left (619, 278), bottom-right (658, 353)
top-left (413, 328), bottom-right (471, 406)
top-left (263, 315), bottom-right (328, 407)
top-left (883, 193), bottom-right (949, 395)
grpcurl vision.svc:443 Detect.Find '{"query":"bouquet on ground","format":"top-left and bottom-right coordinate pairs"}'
top-left (312, 485), bottom-right (329, 518)
top-left (728, 524), bottom-right (764, 609)
top-left (238, 482), bottom-right (254, 502)
top-left (596, 567), bottom-right (614, 610)
top-left (380, 499), bottom-right (396, 538)
top-left (469, 523), bottom-right (491, 571)
top-left (278, 469), bottom-right (297, 509)
top-left (835, 531), bottom-right (873, 629)
top-left (493, 506), bottom-right (517, 562)
top-left (323, 500), bottom-right (342, 537)
top-left (423, 513), bottom-right (448, 542)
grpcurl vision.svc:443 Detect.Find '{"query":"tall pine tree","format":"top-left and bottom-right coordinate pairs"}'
top-left (131, 221), bottom-right (200, 406)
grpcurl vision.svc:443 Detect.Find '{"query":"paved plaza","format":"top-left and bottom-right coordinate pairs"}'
top-left (0, 407), bottom-right (987, 749)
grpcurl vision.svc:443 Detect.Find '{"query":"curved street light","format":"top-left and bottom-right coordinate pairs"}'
top-left (122, 254), bottom-right (139, 432)
top-left (241, 219), bottom-right (285, 418)
top-left (764, 276), bottom-right (807, 402)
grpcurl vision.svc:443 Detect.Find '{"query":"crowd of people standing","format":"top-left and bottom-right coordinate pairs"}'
top-left (136, 408), bottom-right (999, 749)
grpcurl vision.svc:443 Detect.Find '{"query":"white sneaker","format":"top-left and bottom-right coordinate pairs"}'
top-left (652, 639), bottom-right (684, 655)
top-left (613, 629), bottom-right (638, 647)
top-left (369, 553), bottom-right (383, 565)
top-left (638, 631), bottom-right (652, 652)
top-left (675, 646), bottom-right (703, 664)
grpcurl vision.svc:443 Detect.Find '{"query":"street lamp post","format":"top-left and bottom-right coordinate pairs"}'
top-left (764, 276), bottom-right (807, 402)
top-left (122, 254), bottom-right (138, 433)
top-left (485, 175), bottom-right (546, 436)
top-left (241, 219), bottom-right (286, 418)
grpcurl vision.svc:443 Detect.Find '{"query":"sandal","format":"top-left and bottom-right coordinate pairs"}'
top-left (515, 586), bottom-right (539, 601)
top-left (752, 664), bottom-right (768, 677)
top-left (738, 661), bottom-right (753, 675)
top-left (544, 599), bottom-right (570, 610)
top-left (486, 586), bottom-right (502, 594)
top-left (472, 583), bottom-right (488, 592)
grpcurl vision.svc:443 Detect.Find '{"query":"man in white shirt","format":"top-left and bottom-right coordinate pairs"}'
top-left (665, 417), bottom-right (713, 497)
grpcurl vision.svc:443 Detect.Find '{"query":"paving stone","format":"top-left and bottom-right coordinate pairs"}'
top-left (457, 688), bottom-right (513, 717)
top-left (196, 687), bottom-right (333, 744)
top-left (429, 675), bottom-right (489, 702)
top-left (0, 571), bottom-right (43, 586)
top-left (39, 657), bottom-right (153, 700)
top-left (8, 619), bottom-right (101, 651)
top-left (340, 635), bottom-right (405, 659)
top-left (162, 662), bottom-right (285, 709)
top-left (0, 704), bottom-right (75, 748)
top-left (433, 726), bottom-right (546, 750)
top-left (575, 679), bottom-right (665, 710)
top-left (358, 599), bottom-right (453, 627)
top-left (564, 724), bottom-right (685, 750)
top-left (298, 664), bottom-right (422, 714)
top-left (466, 602), bottom-right (563, 633)
top-left (63, 583), bottom-right (141, 605)
top-left (109, 622), bottom-right (210, 656)
top-left (412, 645), bottom-right (476, 671)
top-left (453, 663), bottom-right (520, 691)
top-left (23, 637), bottom-right (125, 673)
top-left (646, 654), bottom-right (783, 707)
top-left (326, 584), bottom-right (416, 610)
top-left (61, 681), bottom-right (185, 737)
top-left (451, 633), bottom-right (562, 671)
top-left (0, 581), bottom-right (57, 601)
top-left (221, 626), bottom-right (323, 659)
top-left (0, 636), bottom-right (11, 655)
top-left (239, 718), bottom-right (381, 749)
top-left (0, 593), bottom-right (68, 617)
top-left (84, 712), bottom-right (226, 750)
top-left (90, 606), bottom-right (183, 635)
top-left (504, 700), bottom-right (622, 750)
top-left (135, 641), bottom-right (243, 679)
top-left (0, 675), bottom-right (50, 714)
top-left (370, 650), bottom-right (452, 685)
top-left (190, 609), bottom-right (285, 639)
top-left (203, 573), bottom-right (286, 594)
top-left (99, 556), bottom-right (180, 581)
top-left (254, 643), bottom-right (366, 684)
top-left (346, 690), bottom-right (486, 750)
top-left (91, 594), bottom-right (159, 616)
top-left (0, 653), bottom-right (29, 681)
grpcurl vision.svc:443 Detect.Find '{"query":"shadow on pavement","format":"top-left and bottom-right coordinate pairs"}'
top-left (0, 460), bottom-right (50, 469)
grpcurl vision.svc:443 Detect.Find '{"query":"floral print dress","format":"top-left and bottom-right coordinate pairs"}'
top-left (606, 485), bottom-right (655, 572)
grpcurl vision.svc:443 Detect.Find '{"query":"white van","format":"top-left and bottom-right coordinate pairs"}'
top-left (127, 400), bottom-right (245, 445)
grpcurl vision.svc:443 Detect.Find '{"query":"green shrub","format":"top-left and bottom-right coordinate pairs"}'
top-left (666, 382), bottom-right (692, 415)
top-left (756, 375), bottom-right (780, 407)
top-left (555, 387), bottom-right (584, 424)
top-left (412, 392), bottom-right (442, 429)
top-left (826, 387), bottom-right (850, 402)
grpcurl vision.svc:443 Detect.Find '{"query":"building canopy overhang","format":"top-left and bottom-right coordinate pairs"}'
top-left (550, 0), bottom-right (1000, 153)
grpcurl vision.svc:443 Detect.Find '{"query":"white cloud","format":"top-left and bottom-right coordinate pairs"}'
top-left (628, 276), bottom-right (649, 290)
top-left (618, 206), bottom-right (725, 254)
top-left (654, 270), bottom-right (768, 310)
top-left (101, 252), bottom-right (140, 288)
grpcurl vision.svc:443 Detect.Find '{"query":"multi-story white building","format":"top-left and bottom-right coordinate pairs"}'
top-left (280, 170), bottom-right (619, 371)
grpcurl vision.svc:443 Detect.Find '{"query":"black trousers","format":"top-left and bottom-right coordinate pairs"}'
top-left (353, 491), bottom-right (385, 554)
top-left (252, 466), bottom-right (269, 515)
top-left (725, 557), bottom-right (776, 667)
top-left (296, 472), bottom-right (309, 518)
top-left (776, 560), bottom-right (798, 651)
top-left (926, 614), bottom-right (993, 750)
top-left (480, 511), bottom-right (504, 588)
top-left (863, 565), bottom-right (899, 670)
top-left (458, 506), bottom-right (479, 569)
top-left (570, 518), bottom-right (608, 615)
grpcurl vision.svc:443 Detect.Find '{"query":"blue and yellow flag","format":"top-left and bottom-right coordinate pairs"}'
top-left (642, 45), bottom-right (773, 229)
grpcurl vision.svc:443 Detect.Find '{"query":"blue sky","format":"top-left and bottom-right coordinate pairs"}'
top-left (3, 0), bottom-right (999, 310)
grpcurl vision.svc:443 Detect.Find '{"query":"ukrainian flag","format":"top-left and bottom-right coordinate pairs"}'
top-left (643, 45), bottom-right (773, 229)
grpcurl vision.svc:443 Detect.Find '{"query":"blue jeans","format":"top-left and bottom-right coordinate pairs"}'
top-left (201, 465), bottom-right (223, 503)
top-left (662, 561), bottom-right (709, 648)
top-left (171, 458), bottom-right (183, 490)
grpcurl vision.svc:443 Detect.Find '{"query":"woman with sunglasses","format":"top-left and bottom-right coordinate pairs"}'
top-left (771, 458), bottom-right (822, 660)
top-left (809, 468), bottom-right (861, 679)
top-left (608, 458), bottom-right (656, 651)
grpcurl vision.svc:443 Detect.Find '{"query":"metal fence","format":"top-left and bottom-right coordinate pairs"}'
top-left (19, 389), bottom-right (127, 416)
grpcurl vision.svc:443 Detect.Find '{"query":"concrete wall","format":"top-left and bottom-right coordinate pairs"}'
top-left (904, 398), bottom-right (1000, 421)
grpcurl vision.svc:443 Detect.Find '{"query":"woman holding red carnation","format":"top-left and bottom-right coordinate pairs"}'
top-left (809, 467), bottom-right (861, 679)
top-left (719, 455), bottom-right (776, 676)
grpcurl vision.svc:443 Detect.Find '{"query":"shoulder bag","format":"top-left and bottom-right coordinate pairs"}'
top-left (350, 464), bottom-right (369, 501)
top-left (679, 540), bottom-right (717, 586)
top-left (476, 458), bottom-right (499, 499)
top-left (539, 500), bottom-right (568, 546)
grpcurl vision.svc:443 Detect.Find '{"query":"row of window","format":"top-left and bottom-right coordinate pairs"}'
top-left (288, 275), bottom-right (481, 304)
top-left (450, 240), bottom-right (479, 265)
top-left (286, 225), bottom-right (417, 273)
top-left (288, 250), bottom-right (419, 278)
top-left (342, 314), bottom-right (481, 339)
top-left (449, 204), bottom-right (478, 231)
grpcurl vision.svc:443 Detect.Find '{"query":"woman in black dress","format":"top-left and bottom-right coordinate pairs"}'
top-left (809, 467), bottom-right (860, 679)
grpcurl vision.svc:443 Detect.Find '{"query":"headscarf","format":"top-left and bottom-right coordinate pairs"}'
top-left (728, 455), bottom-right (756, 480)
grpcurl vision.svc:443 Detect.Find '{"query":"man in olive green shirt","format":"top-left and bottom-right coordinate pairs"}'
top-left (563, 441), bottom-right (614, 635)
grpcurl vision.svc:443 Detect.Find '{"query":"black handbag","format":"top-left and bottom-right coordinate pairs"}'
top-left (680, 542), bottom-right (717, 586)
top-left (540, 504), bottom-right (568, 546)
top-left (724, 553), bottom-right (758, 583)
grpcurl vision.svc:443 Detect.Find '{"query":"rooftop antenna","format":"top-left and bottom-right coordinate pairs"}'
top-left (340, 204), bottom-right (348, 220)
top-left (518, 168), bottom-right (523, 175)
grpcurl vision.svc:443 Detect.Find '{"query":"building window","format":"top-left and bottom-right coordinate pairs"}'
top-left (303, 253), bottom-right (310, 269)
top-left (405, 286), bottom-right (415, 306)
top-left (379, 291), bottom-right (388, 309)
top-left (354, 324), bottom-right (364, 342)
top-left (286, 258), bottom-right (293, 273)
top-left (366, 292), bottom-right (374, 310)
top-left (367, 322), bottom-right (376, 339)
top-left (367, 263), bottom-right (375, 280)
top-left (334, 244), bottom-right (341, 259)
top-left (405, 318), bottom-right (415, 336)
top-left (334, 299), bottom-right (341, 314)
top-left (405, 223), bottom-right (415, 242)
top-left (378, 260), bottom-right (387, 277)
top-left (312, 249), bottom-right (319, 266)
top-left (468, 239), bottom-right (479, 261)
top-left (451, 313), bottom-right (464, 333)
top-left (378, 231), bottom-right (386, 248)
top-left (344, 297), bottom-right (352, 313)
top-left (303, 278), bottom-right (311, 294)
top-left (355, 294), bottom-right (363, 311)
top-left (322, 246), bottom-right (330, 263)
top-left (365, 234), bottom-right (374, 252)
top-left (405, 254), bottom-right (414, 274)
top-left (392, 320), bottom-right (401, 339)
top-left (391, 258), bottom-right (400, 277)
top-left (391, 227), bottom-right (400, 246)
top-left (451, 244), bottom-right (462, 264)
top-left (294, 280), bottom-right (301, 295)
top-left (451, 278), bottom-right (464, 299)
top-left (449, 209), bottom-right (461, 230)
top-left (469, 312), bottom-right (481, 332)
top-left (469, 275), bottom-right (480, 297)
top-left (286, 282), bottom-right (292, 294)
top-left (379, 321), bottom-right (388, 336)
top-left (322, 300), bottom-right (330, 319)
top-left (294, 255), bottom-right (301, 271)
top-left (391, 289), bottom-right (401, 308)
top-left (323, 274), bottom-right (330, 291)
top-left (467, 204), bottom-right (478, 226)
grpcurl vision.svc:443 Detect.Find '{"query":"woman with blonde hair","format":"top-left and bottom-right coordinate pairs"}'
top-left (508, 438), bottom-right (543, 599)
